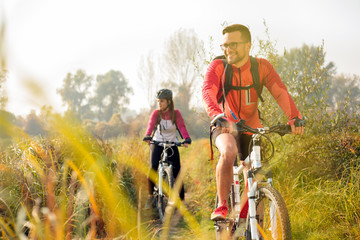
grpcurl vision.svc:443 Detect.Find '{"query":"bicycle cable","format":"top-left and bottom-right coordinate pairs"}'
top-left (160, 145), bottom-right (175, 160)
top-left (263, 135), bottom-right (288, 171)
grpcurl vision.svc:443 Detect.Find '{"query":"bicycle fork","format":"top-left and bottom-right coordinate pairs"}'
top-left (247, 171), bottom-right (275, 240)
top-left (247, 170), bottom-right (260, 240)
top-left (158, 161), bottom-right (173, 197)
top-left (158, 163), bottom-right (164, 196)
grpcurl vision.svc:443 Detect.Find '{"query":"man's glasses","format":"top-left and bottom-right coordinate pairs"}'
top-left (220, 41), bottom-right (248, 50)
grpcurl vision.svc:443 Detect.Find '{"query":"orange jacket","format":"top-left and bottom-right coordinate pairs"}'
top-left (202, 57), bottom-right (302, 129)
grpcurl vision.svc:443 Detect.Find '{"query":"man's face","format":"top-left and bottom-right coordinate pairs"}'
top-left (222, 31), bottom-right (251, 66)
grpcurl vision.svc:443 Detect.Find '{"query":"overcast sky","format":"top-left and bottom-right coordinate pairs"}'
top-left (1, 0), bottom-right (360, 116)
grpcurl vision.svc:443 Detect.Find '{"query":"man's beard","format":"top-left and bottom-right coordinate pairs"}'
top-left (225, 51), bottom-right (245, 65)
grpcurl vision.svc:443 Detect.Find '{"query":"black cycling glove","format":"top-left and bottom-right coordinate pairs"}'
top-left (143, 136), bottom-right (152, 141)
top-left (183, 138), bottom-right (192, 144)
top-left (288, 117), bottom-right (306, 127)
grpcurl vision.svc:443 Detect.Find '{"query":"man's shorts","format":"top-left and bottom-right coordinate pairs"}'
top-left (212, 127), bottom-right (252, 161)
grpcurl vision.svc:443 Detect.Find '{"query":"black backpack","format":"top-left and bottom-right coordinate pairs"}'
top-left (209, 56), bottom-right (264, 160)
top-left (214, 55), bottom-right (264, 106)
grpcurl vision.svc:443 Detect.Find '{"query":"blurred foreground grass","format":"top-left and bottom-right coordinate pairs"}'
top-left (1, 113), bottom-right (360, 239)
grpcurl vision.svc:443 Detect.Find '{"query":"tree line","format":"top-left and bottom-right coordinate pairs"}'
top-left (1, 27), bottom-right (359, 140)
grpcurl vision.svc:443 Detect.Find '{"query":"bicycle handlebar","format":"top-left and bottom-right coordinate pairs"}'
top-left (211, 113), bottom-right (303, 136)
top-left (150, 140), bottom-right (184, 147)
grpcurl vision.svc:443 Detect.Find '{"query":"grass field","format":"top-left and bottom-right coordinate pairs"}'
top-left (0, 116), bottom-right (359, 239)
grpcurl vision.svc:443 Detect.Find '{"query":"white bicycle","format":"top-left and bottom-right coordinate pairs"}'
top-left (150, 140), bottom-right (184, 222)
top-left (212, 113), bottom-right (305, 240)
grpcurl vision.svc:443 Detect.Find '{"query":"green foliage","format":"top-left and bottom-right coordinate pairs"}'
top-left (140, 28), bottom-right (209, 139)
top-left (251, 24), bottom-right (360, 136)
top-left (1, 113), bottom-right (360, 239)
top-left (269, 133), bottom-right (360, 239)
top-left (23, 111), bottom-right (46, 136)
top-left (0, 70), bottom-right (7, 109)
top-left (1, 23), bottom-right (360, 239)
top-left (57, 69), bottom-right (133, 122)
top-left (57, 70), bottom-right (93, 120)
top-left (92, 70), bottom-right (133, 121)
top-left (0, 110), bottom-right (15, 139)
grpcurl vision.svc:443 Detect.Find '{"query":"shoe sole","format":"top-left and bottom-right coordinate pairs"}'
top-left (211, 214), bottom-right (226, 221)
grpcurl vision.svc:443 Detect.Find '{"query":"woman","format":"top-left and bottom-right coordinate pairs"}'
top-left (143, 88), bottom-right (191, 209)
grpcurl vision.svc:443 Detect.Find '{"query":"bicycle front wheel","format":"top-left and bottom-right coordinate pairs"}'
top-left (255, 185), bottom-right (292, 240)
top-left (157, 166), bottom-right (174, 222)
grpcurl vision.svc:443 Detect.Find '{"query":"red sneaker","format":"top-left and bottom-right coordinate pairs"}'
top-left (211, 201), bottom-right (228, 221)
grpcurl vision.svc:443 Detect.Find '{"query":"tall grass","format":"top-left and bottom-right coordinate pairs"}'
top-left (270, 133), bottom-right (360, 240)
top-left (0, 114), bottom-right (218, 239)
top-left (1, 113), bottom-right (360, 239)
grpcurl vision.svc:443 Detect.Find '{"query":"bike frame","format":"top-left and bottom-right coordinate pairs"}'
top-left (231, 132), bottom-right (270, 240)
top-left (211, 113), bottom-right (296, 240)
top-left (150, 140), bottom-right (183, 206)
top-left (157, 142), bottom-right (174, 197)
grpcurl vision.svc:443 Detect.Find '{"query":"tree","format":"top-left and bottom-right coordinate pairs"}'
top-left (57, 70), bottom-right (93, 120)
top-left (277, 43), bottom-right (335, 106)
top-left (91, 70), bottom-right (133, 121)
top-left (161, 28), bottom-right (206, 111)
top-left (254, 42), bottom-right (336, 132)
top-left (0, 18), bottom-right (7, 109)
top-left (327, 74), bottom-right (360, 112)
top-left (0, 70), bottom-right (7, 109)
top-left (0, 110), bottom-right (15, 138)
top-left (326, 74), bottom-right (360, 131)
top-left (137, 51), bottom-right (157, 109)
top-left (23, 110), bottom-right (46, 136)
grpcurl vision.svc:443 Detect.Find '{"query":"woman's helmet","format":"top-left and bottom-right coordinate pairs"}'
top-left (156, 89), bottom-right (172, 100)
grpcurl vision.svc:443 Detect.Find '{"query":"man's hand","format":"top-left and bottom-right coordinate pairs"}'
top-left (287, 117), bottom-right (305, 135)
top-left (214, 117), bottom-right (231, 133)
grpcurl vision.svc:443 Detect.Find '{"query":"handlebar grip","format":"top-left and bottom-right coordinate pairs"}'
top-left (211, 113), bottom-right (226, 125)
top-left (279, 124), bottom-right (292, 136)
top-left (150, 140), bottom-right (183, 146)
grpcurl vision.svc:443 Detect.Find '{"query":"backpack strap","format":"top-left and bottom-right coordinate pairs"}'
top-left (249, 56), bottom-right (264, 102)
top-left (176, 124), bottom-right (184, 139)
top-left (151, 111), bottom-right (161, 138)
top-left (151, 110), bottom-right (184, 139)
top-left (214, 55), bottom-right (264, 104)
top-left (214, 56), bottom-right (233, 107)
top-left (222, 59), bottom-right (233, 100)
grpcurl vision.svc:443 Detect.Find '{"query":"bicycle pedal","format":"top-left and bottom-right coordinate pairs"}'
top-left (214, 218), bottom-right (234, 224)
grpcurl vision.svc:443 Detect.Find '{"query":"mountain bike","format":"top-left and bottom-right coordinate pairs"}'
top-left (211, 113), bottom-right (305, 240)
top-left (150, 140), bottom-right (184, 223)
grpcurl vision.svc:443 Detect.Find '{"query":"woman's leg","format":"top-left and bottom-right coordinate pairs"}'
top-left (148, 144), bottom-right (162, 196)
top-left (168, 146), bottom-right (185, 200)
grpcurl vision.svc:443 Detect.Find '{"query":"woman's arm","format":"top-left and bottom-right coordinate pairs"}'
top-left (144, 110), bottom-right (159, 137)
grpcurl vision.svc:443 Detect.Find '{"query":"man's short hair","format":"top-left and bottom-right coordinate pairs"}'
top-left (222, 24), bottom-right (251, 43)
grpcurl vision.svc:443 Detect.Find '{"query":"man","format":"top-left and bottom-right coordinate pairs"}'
top-left (202, 24), bottom-right (304, 221)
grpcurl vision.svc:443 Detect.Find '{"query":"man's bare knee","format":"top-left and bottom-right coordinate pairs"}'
top-left (219, 147), bottom-right (237, 165)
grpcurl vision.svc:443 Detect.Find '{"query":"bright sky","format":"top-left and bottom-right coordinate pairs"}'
top-left (1, 0), bottom-right (360, 117)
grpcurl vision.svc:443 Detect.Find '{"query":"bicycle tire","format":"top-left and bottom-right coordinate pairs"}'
top-left (214, 185), bottom-right (237, 240)
top-left (251, 185), bottom-right (292, 240)
top-left (157, 166), bottom-right (174, 222)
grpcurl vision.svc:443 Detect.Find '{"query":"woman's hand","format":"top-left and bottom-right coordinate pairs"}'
top-left (143, 135), bottom-right (152, 144)
top-left (183, 138), bottom-right (191, 148)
